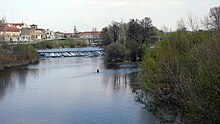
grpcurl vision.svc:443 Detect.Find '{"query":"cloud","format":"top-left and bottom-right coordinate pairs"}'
top-left (87, 0), bottom-right (182, 10)
top-left (1, 0), bottom-right (219, 32)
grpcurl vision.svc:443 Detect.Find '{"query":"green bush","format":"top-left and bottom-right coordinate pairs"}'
top-left (125, 40), bottom-right (139, 62)
top-left (105, 42), bottom-right (126, 62)
top-left (0, 44), bottom-right (39, 70)
top-left (13, 44), bottom-right (39, 62)
top-left (139, 31), bottom-right (220, 123)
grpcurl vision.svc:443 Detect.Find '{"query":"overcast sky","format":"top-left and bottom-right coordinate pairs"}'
top-left (0, 0), bottom-right (219, 32)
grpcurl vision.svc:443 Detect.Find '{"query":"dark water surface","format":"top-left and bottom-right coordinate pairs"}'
top-left (0, 57), bottom-right (156, 124)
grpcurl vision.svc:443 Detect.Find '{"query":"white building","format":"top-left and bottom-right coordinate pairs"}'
top-left (46, 29), bottom-right (55, 40)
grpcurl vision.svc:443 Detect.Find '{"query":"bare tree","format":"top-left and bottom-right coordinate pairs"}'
top-left (188, 12), bottom-right (199, 31)
top-left (118, 21), bottom-right (127, 40)
top-left (100, 27), bottom-right (111, 45)
top-left (209, 5), bottom-right (220, 31)
top-left (176, 17), bottom-right (187, 32)
top-left (0, 16), bottom-right (7, 24)
top-left (110, 21), bottom-right (120, 43)
top-left (161, 25), bottom-right (169, 33)
top-left (201, 15), bottom-right (212, 30)
top-left (100, 21), bottom-right (120, 44)
top-left (0, 16), bottom-right (7, 43)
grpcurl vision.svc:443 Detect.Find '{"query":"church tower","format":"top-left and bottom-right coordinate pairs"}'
top-left (74, 26), bottom-right (77, 34)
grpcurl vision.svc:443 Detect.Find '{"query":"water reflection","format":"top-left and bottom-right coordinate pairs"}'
top-left (111, 72), bottom-right (138, 90)
top-left (0, 68), bottom-right (39, 101)
top-left (0, 57), bottom-right (156, 124)
top-left (102, 63), bottom-right (139, 92)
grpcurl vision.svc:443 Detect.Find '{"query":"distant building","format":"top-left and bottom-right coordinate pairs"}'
top-left (30, 24), bottom-right (38, 29)
top-left (0, 23), bottom-right (21, 43)
top-left (20, 28), bottom-right (31, 42)
top-left (30, 24), bottom-right (46, 41)
top-left (7, 23), bottom-right (28, 29)
top-left (64, 33), bottom-right (75, 38)
top-left (46, 29), bottom-right (55, 40)
top-left (20, 24), bottom-right (46, 42)
top-left (79, 31), bottom-right (101, 43)
top-left (54, 31), bottom-right (64, 39)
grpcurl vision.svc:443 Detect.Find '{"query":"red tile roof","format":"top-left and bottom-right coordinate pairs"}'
top-left (5, 26), bottom-right (20, 32)
top-left (80, 31), bottom-right (101, 35)
top-left (7, 23), bottom-right (25, 26)
top-left (64, 33), bottom-right (74, 35)
top-left (0, 24), bottom-right (20, 32)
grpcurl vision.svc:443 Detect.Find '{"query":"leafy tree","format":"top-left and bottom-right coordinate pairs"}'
top-left (126, 19), bottom-right (142, 41)
top-left (126, 17), bottom-right (155, 43)
top-left (102, 17), bottom-right (156, 62)
top-left (140, 17), bottom-right (155, 43)
top-left (126, 17), bottom-right (155, 61)
top-left (125, 40), bottom-right (139, 62)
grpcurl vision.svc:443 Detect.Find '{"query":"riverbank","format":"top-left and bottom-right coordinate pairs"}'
top-left (0, 44), bottom-right (39, 71)
top-left (0, 39), bottom-right (91, 71)
top-left (33, 39), bottom-right (89, 49)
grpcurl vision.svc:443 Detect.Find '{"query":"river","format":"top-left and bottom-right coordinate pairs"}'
top-left (0, 51), bottom-right (156, 124)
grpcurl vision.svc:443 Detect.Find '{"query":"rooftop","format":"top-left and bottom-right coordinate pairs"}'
top-left (80, 31), bottom-right (101, 35)
top-left (0, 24), bottom-right (21, 32)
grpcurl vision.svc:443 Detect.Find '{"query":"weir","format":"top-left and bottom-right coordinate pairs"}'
top-left (37, 47), bottom-right (104, 58)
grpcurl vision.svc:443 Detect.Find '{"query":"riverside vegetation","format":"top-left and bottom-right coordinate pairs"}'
top-left (139, 31), bottom-right (220, 123)
top-left (0, 39), bottom-right (88, 71)
top-left (138, 6), bottom-right (220, 123)
top-left (101, 17), bottom-right (158, 62)
top-left (102, 5), bottom-right (220, 123)
top-left (0, 44), bottom-right (39, 71)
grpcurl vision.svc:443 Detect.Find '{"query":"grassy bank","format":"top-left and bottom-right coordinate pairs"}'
top-left (33, 39), bottom-right (88, 49)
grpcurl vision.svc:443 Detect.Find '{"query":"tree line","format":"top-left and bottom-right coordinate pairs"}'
top-left (100, 17), bottom-right (160, 62)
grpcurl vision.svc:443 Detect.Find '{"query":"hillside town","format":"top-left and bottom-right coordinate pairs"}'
top-left (0, 22), bottom-right (102, 44)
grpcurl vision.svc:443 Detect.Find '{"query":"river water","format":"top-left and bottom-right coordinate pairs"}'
top-left (0, 54), bottom-right (156, 123)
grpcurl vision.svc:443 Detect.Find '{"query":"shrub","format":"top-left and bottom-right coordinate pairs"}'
top-left (139, 31), bottom-right (220, 123)
top-left (105, 42), bottom-right (126, 62)
top-left (13, 44), bottom-right (39, 62)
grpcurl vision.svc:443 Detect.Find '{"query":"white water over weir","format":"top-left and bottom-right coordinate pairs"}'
top-left (37, 47), bottom-right (104, 58)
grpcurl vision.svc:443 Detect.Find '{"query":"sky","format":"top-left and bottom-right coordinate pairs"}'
top-left (0, 0), bottom-right (219, 32)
